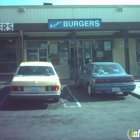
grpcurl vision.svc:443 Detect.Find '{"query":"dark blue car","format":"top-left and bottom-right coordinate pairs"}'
top-left (78, 62), bottom-right (136, 96)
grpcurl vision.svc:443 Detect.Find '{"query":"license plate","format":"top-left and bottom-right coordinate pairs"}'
top-left (112, 87), bottom-right (121, 92)
top-left (30, 87), bottom-right (40, 93)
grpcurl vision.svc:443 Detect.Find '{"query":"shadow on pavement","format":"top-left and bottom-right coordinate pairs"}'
top-left (61, 85), bottom-right (126, 103)
top-left (130, 92), bottom-right (140, 99)
top-left (0, 97), bottom-right (49, 111)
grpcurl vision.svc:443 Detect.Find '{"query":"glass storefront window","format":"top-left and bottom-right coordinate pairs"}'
top-left (26, 41), bottom-right (47, 48)
top-left (58, 40), bottom-right (69, 65)
top-left (48, 40), bottom-right (69, 65)
top-left (25, 40), bottom-right (69, 65)
top-left (84, 40), bottom-right (92, 64)
top-left (0, 40), bottom-right (17, 73)
top-left (48, 41), bottom-right (59, 65)
top-left (27, 49), bottom-right (38, 61)
top-left (39, 49), bottom-right (47, 61)
top-left (92, 40), bottom-right (112, 62)
top-left (26, 40), bottom-right (48, 62)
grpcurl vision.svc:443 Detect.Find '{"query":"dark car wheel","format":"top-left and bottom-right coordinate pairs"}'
top-left (87, 84), bottom-right (92, 96)
top-left (123, 92), bottom-right (129, 96)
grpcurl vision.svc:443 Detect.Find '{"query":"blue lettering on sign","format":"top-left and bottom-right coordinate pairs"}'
top-left (48, 19), bottom-right (101, 30)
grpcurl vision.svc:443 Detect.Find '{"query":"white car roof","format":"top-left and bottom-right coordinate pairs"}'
top-left (19, 62), bottom-right (53, 67)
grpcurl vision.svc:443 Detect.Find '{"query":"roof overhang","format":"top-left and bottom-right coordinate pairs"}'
top-left (1, 30), bottom-right (140, 39)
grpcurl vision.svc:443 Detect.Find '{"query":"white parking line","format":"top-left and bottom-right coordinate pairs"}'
top-left (60, 98), bottom-right (67, 108)
top-left (61, 98), bottom-right (82, 108)
top-left (65, 86), bottom-right (82, 107)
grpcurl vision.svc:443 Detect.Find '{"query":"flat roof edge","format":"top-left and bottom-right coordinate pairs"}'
top-left (0, 5), bottom-right (140, 8)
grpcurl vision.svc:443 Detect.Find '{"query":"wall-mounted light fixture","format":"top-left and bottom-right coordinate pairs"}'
top-left (19, 7), bottom-right (26, 12)
top-left (117, 6), bottom-right (123, 12)
top-left (43, 3), bottom-right (52, 5)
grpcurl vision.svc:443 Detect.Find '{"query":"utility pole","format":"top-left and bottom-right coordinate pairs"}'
top-left (123, 29), bottom-right (130, 74)
top-left (20, 30), bottom-right (24, 62)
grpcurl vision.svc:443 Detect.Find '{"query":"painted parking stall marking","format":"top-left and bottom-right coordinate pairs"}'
top-left (61, 85), bottom-right (82, 108)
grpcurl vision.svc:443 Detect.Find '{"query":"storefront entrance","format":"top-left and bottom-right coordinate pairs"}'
top-left (25, 40), bottom-right (70, 79)
top-left (24, 39), bottom-right (113, 79)
top-left (70, 39), bottom-right (113, 74)
top-left (26, 48), bottom-right (48, 61)
top-left (92, 40), bottom-right (112, 62)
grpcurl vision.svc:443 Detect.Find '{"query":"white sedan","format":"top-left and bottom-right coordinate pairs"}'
top-left (9, 62), bottom-right (61, 103)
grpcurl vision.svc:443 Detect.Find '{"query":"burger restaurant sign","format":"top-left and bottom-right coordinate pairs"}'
top-left (48, 19), bottom-right (101, 30)
top-left (0, 23), bottom-right (14, 31)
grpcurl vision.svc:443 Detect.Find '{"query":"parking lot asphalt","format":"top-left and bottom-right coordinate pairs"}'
top-left (0, 74), bottom-right (140, 99)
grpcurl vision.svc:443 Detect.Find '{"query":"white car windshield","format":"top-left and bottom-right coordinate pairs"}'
top-left (16, 66), bottom-right (55, 76)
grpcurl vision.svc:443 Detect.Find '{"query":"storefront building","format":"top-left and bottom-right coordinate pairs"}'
top-left (0, 5), bottom-right (140, 78)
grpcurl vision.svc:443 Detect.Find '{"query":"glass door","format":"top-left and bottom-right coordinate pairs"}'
top-left (83, 40), bottom-right (92, 65)
top-left (39, 49), bottom-right (47, 61)
top-left (26, 48), bottom-right (48, 62)
top-left (92, 40), bottom-right (112, 62)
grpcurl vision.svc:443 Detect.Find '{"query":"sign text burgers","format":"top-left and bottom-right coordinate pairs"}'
top-left (48, 19), bottom-right (101, 30)
top-left (0, 23), bottom-right (14, 31)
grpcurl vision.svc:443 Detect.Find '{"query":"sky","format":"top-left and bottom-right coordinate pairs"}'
top-left (0, 0), bottom-right (140, 5)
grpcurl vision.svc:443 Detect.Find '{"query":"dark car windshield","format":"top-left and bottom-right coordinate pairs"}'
top-left (93, 63), bottom-right (126, 74)
top-left (16, 66), bottom-right (55, 76)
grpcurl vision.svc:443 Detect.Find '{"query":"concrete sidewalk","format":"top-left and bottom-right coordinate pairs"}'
top-left (0, 74), bottom-right (140, 99)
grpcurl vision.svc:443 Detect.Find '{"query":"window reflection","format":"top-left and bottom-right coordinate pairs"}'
top-left (0, 40), bottom-right (17, 73)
